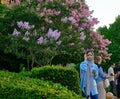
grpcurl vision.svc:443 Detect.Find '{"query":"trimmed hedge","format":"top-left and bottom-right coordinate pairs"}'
top-left (0, 70), bottom-right (82, 99)
top-left (29, 66), bottom-right (80, 93)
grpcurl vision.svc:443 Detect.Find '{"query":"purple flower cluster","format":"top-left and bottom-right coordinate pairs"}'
top-left (12, 28), bottom-right (21, 36)
top-left (12, 21), bottom-right (34, 42)
top-left (80, 32), bottom-right (86, 40)
top-left (37, 37), bottom-right (45, 44)
top-left (46, 28), bottom-right (61, 41)
top-left (37, 28), bottom-right (61, 45)
top-left (17, 21), bottom-right (34, 30)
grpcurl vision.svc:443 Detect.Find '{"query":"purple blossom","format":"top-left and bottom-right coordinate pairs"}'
top-left (17, 21), bottom-right (31, 30)
top-left (46, 28), bottom-right (61, 41)
top-left (54, 11), bottom-right (61, 16)
top-left (12, 28), bottom-right (21, 36)
top-left (17, 21), bottom-right (23, 28)
top-left (81, 8), bottom-right (90, 17)
top-left (37, 37), bottom-right (44, 44)
top-left (80, 32), bottom-right (86, 40)
top-left (81, 23), bottom-right (88, 29)
top-left (104, 39), bottom-right (111, 45)
top-left (72, 10), bottom-right (77, 17)
top-left (90, 18), bottom-right (99, 26)
top-left (61, 17), bottom-right (68, 23)
top-left (15, 0), bottom-right (20, 5)
top-left (68, 17), bottom-right (76, 24)
top-left (23, 36), bottom-right (30, 42)
top-left (23, 22), bottom-right (31, 30)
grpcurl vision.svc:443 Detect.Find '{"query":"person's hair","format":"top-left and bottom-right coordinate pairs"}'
top-left (111, 63), bottom-right (115, 66)
top-left (94, 56), bottom-right (102, 64)
top-left (86, 50), bottom-right (94, 55)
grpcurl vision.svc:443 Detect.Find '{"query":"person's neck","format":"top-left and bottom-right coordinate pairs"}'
top-left (97, 63), bottom-right (100, 65)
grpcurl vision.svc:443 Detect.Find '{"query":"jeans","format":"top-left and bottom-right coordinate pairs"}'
top-left (87, 94), bottom-right (98, 99)
top-left (117, 80), bottom-right (120, 98)
top-left (110, 81), bottom-right (114, 94)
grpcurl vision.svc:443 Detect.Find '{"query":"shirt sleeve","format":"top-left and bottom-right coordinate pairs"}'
top-left (99, 67), bottom-right (107, 79)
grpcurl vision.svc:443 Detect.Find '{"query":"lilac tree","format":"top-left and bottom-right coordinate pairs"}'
top-left (0, 0), bottom-right (111, 69)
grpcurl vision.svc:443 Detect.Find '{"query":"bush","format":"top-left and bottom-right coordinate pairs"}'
top-left (0, 70), bottom-right (82, 99)
top-left (74, 63), bottom-right (80, 74)
top-left (29, 65), bottom-right (80, 93)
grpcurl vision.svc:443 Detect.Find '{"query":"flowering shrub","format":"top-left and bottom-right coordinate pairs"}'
top-left (0, 0), bottom-right (111, 69)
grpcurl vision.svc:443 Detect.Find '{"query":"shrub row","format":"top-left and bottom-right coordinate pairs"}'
top-left (29, 66), bottom-right (80, 93)
top-left (0, 70), bottom-right (82, 99)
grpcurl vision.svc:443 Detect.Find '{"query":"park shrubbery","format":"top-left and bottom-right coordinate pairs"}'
top-left (0, 70), bottom-right (83, 99)
top-left (29, 65), bottom-right (80, 93)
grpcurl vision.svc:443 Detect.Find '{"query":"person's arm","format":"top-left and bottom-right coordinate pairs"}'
top-left (99, 67), bottom-right (113, 79)
top-left (106, 75), bottom-right (113, 79)
top-left (99, 67), bottom-right (107, 79)
top-left (80, 62), bottom-right (87, 91)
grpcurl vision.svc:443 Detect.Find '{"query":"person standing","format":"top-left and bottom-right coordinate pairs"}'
top-left (80, 50), bottom-right (99, 99)
top-left (115, 62), bottom-right (120, 99)
top-left (95, 56), bottom-right (112, 99)
top-left (108, 63), bottom-right (115, 94)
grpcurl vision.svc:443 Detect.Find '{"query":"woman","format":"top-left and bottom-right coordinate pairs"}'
top-left (95, 56), bottom-right (112, 99)
top-left (80, 50), bottom-right (99, 99)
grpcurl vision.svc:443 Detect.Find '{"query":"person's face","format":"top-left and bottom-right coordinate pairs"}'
top-left (113, 65), bottom-right (115, 68)
top-left (86, 52), bottom-right (93, 61)
top-left (112, 64), bottom-right (115, 68)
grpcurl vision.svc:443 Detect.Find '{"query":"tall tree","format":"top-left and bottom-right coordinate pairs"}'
top-left (98, 16), bottom-right (120, 66)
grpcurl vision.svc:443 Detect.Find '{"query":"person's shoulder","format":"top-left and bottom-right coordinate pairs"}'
top-left (108, 67), bottom-right (112, 72)
top-left (108, 67), bottom-right (112, 70)
top-left (93, 63), bottom-right (98, 69)
top-left (95, 63), bottom-right (101, 68)
top-left (80, 61), bottom-right (87, 65)
top-left (93, 63), bottom-right (98, 67)
top-left (80, 61), bottom-right (87, 70)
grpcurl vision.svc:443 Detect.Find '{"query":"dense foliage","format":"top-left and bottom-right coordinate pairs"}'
top-left (98, 16), bottom-right (120, 68)
top-left (0, 70), bottom-right (83, 99)
top-left (29, 65), bottom-right (80, 93)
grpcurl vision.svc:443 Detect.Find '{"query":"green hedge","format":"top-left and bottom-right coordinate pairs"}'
top-left (0, 70), bottom-right (83, 99)
top-left (29, 66), bottom-right (80, 93)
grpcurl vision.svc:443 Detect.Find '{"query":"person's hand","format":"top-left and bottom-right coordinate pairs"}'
top-left (92, 70), bottom-right (96, 76)
top-left (106, 75), bottom-right (112, 79)
top-left (110, 73), bottom-right (114, 76)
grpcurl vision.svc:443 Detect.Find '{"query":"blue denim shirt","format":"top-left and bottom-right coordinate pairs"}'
top-left (80, 61), bottom-right (98, 96)
top-left (96, 64), bottom-right (107, 83)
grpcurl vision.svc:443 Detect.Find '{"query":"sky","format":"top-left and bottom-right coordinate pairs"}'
top-left (85, 0), bottom-right (120, 29)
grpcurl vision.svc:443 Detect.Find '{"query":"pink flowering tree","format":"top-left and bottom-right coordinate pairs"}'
top-left (0, 0), bottom-right (111, 69)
